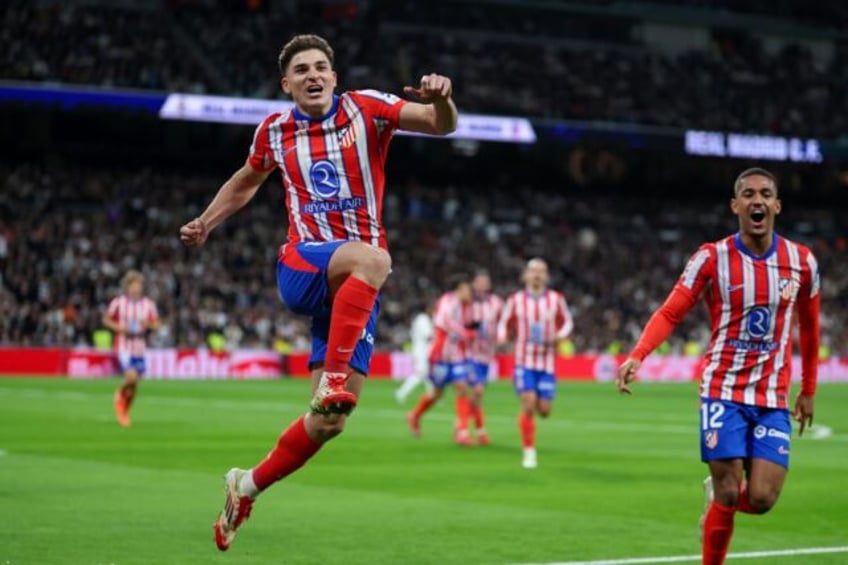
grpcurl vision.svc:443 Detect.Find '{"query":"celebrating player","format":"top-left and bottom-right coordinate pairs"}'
top-left (102, 270), bottom-right (160, 427)
top-left (407, 275), bottom-right (476, 445)
top-left (497, 258), bottom-right (574, 468)
top-left (466, 271), bottom-right (502, 445)
top-left (395, 305), bottom-right (435, 404)
top-left (615, 168), bottom-right (820, 565)
top-left (179, 34), bottom-right (457, 551)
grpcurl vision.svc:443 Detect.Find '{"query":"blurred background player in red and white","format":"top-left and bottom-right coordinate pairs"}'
top-left (497, 258), bottom-right (574, 468)
top-left (179, 34), bottom-right (457, 551)
top-left (407, 275), bottom-right (476, 445)
top-left (395, 303), bottom-right (435, 404)
top-left (102, 269), bottom-right (160, 427)
top-left (616, 168), bottom-right (820, 565)
top-left (466, 270), bottom-right (502, 445)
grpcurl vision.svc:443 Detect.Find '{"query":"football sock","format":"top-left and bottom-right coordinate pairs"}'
top-left (238, 469), bottom-right (259, 499)
top-left (455, 395), bottom-right (470, 432)
top-left (324, 277), bottom-right (379, 374)
top-left (251, 415), bottom-right (322, 492)
top-left (519, 413), bottom-right (535, 448)
top-left (411, 394), bottom-right (436, 419)
top-left (471, 405), bottom-right (485, 429)
top-left (736, 482), bottom-right (757, 514)
top-left (702, 502), bottom-right (735, 565)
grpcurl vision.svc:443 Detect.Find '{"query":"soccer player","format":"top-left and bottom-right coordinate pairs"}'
top-left (407, 276), bottom-right (476, 445)
top-left (497, 258), bottom-right (574, 468)
top-left (179, 34), bottom-right (457, 551)
top-left (466, 271), bottom-right (503, 445)
top-left (102, 270), bottom-right (160, 427)
top-left (615, 168), bottom-right (820, 565)
top-left (394, 305), bottom-right (435, 404)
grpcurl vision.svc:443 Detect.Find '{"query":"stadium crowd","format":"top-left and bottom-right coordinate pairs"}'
top-left (3, 0), bottom-right (848, 136)
top-left (1, 161), bottom-right (846, 356)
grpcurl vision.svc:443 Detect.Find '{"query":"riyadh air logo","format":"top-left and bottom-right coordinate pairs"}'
top-left (309, 160), bottom-right (341, 199)
top-left (746, 306), bottom-right (771, 338)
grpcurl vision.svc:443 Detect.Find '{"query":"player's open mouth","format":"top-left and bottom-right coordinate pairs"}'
top-left (306, 85), bottom-right (323, 95)
top-left (750, 210), bottom-right (766, 223)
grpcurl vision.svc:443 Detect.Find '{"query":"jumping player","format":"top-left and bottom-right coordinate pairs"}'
top-left (102, 270), bottom-right (160, 427)
top-left (497, 258), bottom-right (573, 468)
top-left (179, 34), bottom-right (457, 550)
top-left (615, 168), bottom-right (820, 565)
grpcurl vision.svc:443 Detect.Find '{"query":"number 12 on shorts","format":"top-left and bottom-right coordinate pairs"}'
top-left (701, 400), bottom-right (725, 430)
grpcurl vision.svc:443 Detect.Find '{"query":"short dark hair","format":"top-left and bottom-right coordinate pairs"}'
top-left (734, 167), bottom-right (778, 195)
top-left (445, 273), bottom-right (469, 291)
top-left (278, 34), bottom-right (334, 75)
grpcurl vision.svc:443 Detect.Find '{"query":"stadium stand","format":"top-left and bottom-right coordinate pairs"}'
top-left (3, 0), bottom-right (847, 136)
top-left (2, 160), bottom-right (846, 355)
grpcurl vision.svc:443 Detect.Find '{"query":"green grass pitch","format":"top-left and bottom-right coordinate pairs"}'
top-left (0, 377), bottom-right (846, 564)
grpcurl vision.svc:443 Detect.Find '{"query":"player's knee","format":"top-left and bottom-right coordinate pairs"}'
top-left (747, 489), bottom-right (779, 514)
top-left (356, 248), bottom-right (392, 284)
top-left (713, 479), bottom-right (741, 507)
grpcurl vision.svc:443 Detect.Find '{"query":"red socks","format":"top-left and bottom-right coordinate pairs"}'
top-left (736, 483), bottom-right (757, 514)
top-left (702, 502), bottom-right (735, 565)
top-left (471, 405), bottom-right (485, 429)
top-left (324, 277), bottom-right (379, 374)
top-left (519, 413), bottom-right (535, 448)
top-left (455, 396), bottom-right (470, 433)
top-left (411, 394), bottom-right (436, 420)
top-left (252, 415), bottom-right (323, 491)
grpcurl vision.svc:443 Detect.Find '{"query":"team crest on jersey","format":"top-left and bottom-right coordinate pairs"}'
top-left (337, 122), bottom-right (359, 149)
top-left (778, 277), bottom-right (799, 300)
top-left (705, 430), bottom-right (719, 449)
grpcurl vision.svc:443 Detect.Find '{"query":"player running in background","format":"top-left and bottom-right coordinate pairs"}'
top-left (179, 34), bottom-right (457, 551)
top-left (466, 271), bottom-right (503, 445)
top-left (102, 270), bottom-right (160, 427)
top-left (407, 275), bottom-right (476, 445)
top-left (497, 258), bottom-right (573, 468)
top-left (395, 305), bottom-right (435, 403)
top-left (615, 168), bottom-right (820, 565)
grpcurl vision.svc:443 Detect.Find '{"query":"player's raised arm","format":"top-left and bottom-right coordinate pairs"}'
top-left (399, 73), bottom-right (458, 136)
top-left (180, 163), bottom-right (272, 248)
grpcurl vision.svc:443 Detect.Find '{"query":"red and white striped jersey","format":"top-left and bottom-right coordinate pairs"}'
top-left (429, 291), bottom-right (474, 364)
top-left (497, 289), bottom-right (574, 373)
top-left (658, 234), bottom-right (820, 408)
top-left (106, 295), bottom-right (158, 357)
top-left (468, 293), bottom-right (503, 363)
top-left (247, 91), bottom-right (407, 251)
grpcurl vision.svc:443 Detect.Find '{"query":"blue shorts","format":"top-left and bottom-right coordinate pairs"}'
top-left (118, 353), bottom-right (146, 376)
top-left (277, 241), bottom-right (379, 375)
top-left (468, 361), bottom-right (490, 387)
top-left (514, 367), bottom-right (556, 400)
top-left (700, 397), bottom-right (792, 469)
top-left (429, 362), bottom-right (468, 390)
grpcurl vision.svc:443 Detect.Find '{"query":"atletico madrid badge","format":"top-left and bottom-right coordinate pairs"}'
top-left (705, 430), bottom-right (719, 449)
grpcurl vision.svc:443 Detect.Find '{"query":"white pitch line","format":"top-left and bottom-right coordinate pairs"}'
top-left (518, 545), bottom-right (848, 565)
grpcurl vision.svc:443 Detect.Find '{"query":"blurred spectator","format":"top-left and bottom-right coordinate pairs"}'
top-left (1, 160), bottom-right (846, 355)
top-left (2, 1), bottom-right (847, 136)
